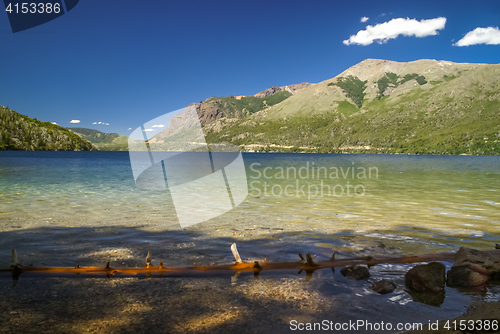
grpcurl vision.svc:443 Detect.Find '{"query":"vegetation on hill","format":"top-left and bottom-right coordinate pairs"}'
top-left (328, 75), bottom-right (367, 108)
top-left (377, 72), bottom-right (427, 99)
top-left (400, 73), bottom-right (427, 85)
top-left (0, 106), bottom-right (95, 151)
top-left (209, 91), bottom-right (291, 116)
top-left (68, 127), bottom-right (129, 151)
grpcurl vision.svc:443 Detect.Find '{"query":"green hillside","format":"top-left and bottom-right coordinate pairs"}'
top-left (203, 59), bottom-right (500, 155)
top-left (68, 127), bottom-right (129, 151)
top-left (0, 106), bottom-right (95, 151)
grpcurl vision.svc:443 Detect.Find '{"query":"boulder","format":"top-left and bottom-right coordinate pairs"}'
top-left (446, 247), bottom-right (500, 287)
top-left (447, 264), bottom-right (489, 287)
top-left (405, 262), bottom-right (446, 293)
top-left (372, 279), bottom-right (397, 294)
top-left (340, 265), bottom-right (370, 280)
top-left (453, 247), bottom-right (500, 274)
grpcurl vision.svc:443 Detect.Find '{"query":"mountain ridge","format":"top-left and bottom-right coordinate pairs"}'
top-left (202, 58), bottom-right (500, 155)
top-left (3, 58), bottom-right (499, 155)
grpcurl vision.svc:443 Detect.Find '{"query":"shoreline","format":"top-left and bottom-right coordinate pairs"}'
top-left (1, 149), bottom-right (500, 156)
top-left (1, 274), bottom-right (498, 334)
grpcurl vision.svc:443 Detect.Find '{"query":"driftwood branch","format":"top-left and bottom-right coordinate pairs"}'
top-left (2, 245), bottom-right (499, 280)
top-left (11, 249), bottom-right (19, 267)
top-left (230, 243), bottom-right (243, 264)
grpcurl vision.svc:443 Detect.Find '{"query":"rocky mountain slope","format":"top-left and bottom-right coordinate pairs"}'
top-left (0, 106), bottom-right (95, 151)
top-left (193, 83), bottom-right (312, 126)
top-left (203, 59), bottom-right (500, 155)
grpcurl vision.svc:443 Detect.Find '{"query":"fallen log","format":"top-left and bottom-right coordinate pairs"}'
top-left (1, 243), bottom-right (476, 282)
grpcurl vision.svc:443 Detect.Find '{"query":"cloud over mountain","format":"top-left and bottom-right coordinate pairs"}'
top-left (344, 17), bottom-right (446, 46)
top-left (454, 27), bottom-right (500, 46)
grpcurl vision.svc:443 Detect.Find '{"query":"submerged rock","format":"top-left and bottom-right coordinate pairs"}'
top-left (406, 289), bottom-right (445, 307)
top-left (405, 262), bottom-right (446, 293)
top-left (340, 265), bottom-right (370, 280)
top-left (357, 243), bottom-right (401, 256)
top-left (372, 279), bottom-right (397, 294)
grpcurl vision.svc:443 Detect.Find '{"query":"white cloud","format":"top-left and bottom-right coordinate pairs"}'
top-left (70, 120), bottom-right (80, 124)
top-left (93, 121), bottom-right (110, 125)
top-left (127, 128), bottom-right (132, 130)
top-left (143, 129), bottom-right (154, 132)
top-left (454, 27), bottom-right (500, 46)
top-left (360, 16), bottom-right (369, 23)
top-left (152, 124), bottom-right (165, 128)
top-left (343, 17), bottom-right (447, 46)
top-left (51, 122), bottom-right (57, 125)
top-left (93, 122), bottom-right (97, 124)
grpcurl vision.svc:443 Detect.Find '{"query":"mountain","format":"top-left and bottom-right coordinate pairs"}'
top-left (147, 82), bottom-right (312, 150)
top-left (202, 59), bottom-right (500, 155)
top-left (68, 127), bottom-right (129, 151)
top-left (193, 83), bottom-right (311, 126)
top-left (0, 105), bottom-right (95, 151)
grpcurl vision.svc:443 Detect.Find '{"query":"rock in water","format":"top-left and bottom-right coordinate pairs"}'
top-left (372, 279), bottom-right (397, 294)
top-left (446, 247), bottom-right (500, 287)
top-left (452, 247), bottom-right (500, 275)
top-left (447, 264), bottom-right (489, 287)
top-left (405, 262), bottom-right (446, 293)
top-left (340, 265), bottom-right (370, 280)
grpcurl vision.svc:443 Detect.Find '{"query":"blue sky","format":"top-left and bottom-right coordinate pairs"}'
top-left (0, 0), bottom-right (499, 135)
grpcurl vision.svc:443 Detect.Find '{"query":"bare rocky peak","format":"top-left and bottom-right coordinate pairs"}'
top-left (254, 82), bottom-right (312, 98)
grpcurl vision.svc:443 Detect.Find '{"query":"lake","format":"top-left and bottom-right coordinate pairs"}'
top-left (1, 151), bottom-right (499, 324)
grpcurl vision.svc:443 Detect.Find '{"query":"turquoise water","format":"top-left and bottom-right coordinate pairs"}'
top-left (0, 151), bottom-right (499, 261)
top-left (1, 151), bottom-right (500, 323)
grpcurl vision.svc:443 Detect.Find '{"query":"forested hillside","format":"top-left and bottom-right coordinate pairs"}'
top-left (0, 106), bottom-right (95, 151)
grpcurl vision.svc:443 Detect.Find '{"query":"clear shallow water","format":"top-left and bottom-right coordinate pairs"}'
top-left (0, 151), bottom-right (499, 324)
top-left (0, 151), bottom-right (499, 259)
